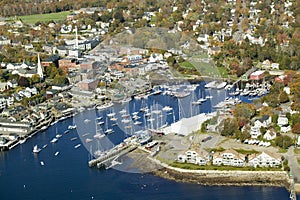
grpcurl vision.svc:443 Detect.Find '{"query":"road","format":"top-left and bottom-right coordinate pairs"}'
top-left (286, 146), bottom-right (300, 183)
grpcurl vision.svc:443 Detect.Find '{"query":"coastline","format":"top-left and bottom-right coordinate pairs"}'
top-left (147, 157), bottom-right (290, 189)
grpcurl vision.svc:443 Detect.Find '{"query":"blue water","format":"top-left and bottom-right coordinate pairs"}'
top-left (0, 84), bottom-right (296, 199)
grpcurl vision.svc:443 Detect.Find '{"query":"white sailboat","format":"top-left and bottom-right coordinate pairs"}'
top-left (104, 117), bottom-right (114, 135)
top-left (33, 145), bottom-right (41, 153)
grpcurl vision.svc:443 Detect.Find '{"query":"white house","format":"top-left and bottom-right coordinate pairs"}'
top-left (250, 126), bottom-right (261, 139)
top-left (277, 115), bottom-right (289, 127)
top-left (248, 151), bottom-right (282, 168)
top-left (212, 149), bottom-right (245, 167)
top-left (254, 115), bottom-right (271, 128)
top-left (263, 129), bottom-right (277, 141)
top-left (177, 149), bottom-right (210, 165)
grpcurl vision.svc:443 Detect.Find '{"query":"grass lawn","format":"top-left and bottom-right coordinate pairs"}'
top-left (19, 11), bottom-right (71, 24)
top-left (170, 161), bottom-right (282, 171)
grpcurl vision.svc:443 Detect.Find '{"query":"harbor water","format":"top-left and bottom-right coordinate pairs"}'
top-left (0, 83), bottom-right (297, 199)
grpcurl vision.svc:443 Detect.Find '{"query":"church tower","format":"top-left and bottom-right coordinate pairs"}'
top-left (37, 53), bottom-right (43, 79)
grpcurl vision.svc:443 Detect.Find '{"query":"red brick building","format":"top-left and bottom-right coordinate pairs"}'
top-left (77, 79), bottom-right (99, 91)
top-left (58, 58), bottom-right (78, 72)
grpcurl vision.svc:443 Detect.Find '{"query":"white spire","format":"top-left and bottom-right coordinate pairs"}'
top-left (37, 53), bottom-right (43, 79)
top-left (75, 26), bottom-right (79, 49)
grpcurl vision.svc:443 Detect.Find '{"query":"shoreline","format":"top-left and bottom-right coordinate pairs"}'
top-left (146, 157), bottom-right (291, 190)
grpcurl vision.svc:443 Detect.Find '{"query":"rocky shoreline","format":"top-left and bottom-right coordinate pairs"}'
top-left (152, 167), bottom-right (290, 189)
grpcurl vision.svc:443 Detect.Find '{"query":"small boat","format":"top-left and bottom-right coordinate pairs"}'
top-left (85, 138), bottom-right (93, 143)
top-left (74, 144), bottom-right (81, 149)
top-left (97, 121), bottom-right (104, 125)
top-left (42, 144), bottom-right (48, 149)
top-left (33, 145), bottom-right (41, 153)
top-left (19, 138), bottom-right (26, 144)
top-left (54, 151), bottom-right (59, 156)
top-left (71, 137), bottom-right (78, 141)
top-left (162, 106), bottom-right (173, 112)
top-left (50, 138), bottom-right (58, 143)
top-left (84, 119), bottom-right (91, 123)
top-left (94, 134), bottom-right (105, 139)
top-left (134, 121), bottom-right (142, 125)
top-left (40, 161), bottom-right (45, 166)
top-left (68, 125), bottom-right (77, 130)
top-left (82, 133), bottom-right (90, 137)
top-left (104, 129), bottom-right (114, 135)
top-left (56, 134), bottom-right (62, 138)
top-left (110, 117), bottom-right (118, 121)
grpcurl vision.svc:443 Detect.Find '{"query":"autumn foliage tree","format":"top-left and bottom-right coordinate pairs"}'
top-left (292, 123), bottom-right (300, 134)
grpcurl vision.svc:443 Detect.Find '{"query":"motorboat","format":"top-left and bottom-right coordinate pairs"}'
top-left (50, 138), bottom-right (58, 143)
top-left (74, 144), bottom-right (81, 149)
top-left (54, 151), bottom-right (59, 156)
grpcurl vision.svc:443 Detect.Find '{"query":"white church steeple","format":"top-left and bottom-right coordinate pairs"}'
top-left (37, 53), bottom-right (43, 79)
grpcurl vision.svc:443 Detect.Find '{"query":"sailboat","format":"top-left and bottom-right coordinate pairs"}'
top-left (33, 145), bottom-right (41, 153)
top-left (104, 117), bottom-right (114, 135)
top-left (94, 119), bottom-right (105, 139)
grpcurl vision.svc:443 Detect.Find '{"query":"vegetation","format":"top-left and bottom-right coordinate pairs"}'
top-left (19, 11), bottom-right (71, 24)
top-left (170, 162), bottom-right (282, 171)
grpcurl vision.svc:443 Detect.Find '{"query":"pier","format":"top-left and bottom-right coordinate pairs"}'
top-left (88, 142), bottom-right (138, 169)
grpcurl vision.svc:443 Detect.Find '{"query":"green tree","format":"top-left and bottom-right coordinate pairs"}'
top-left (30, 74), bottom-right (41, 84)
top-left (221, 117), bottom-right (238, 137)
top-left (275, 135), bottom-right (293, 149)
top-left (53, 75), bottom-right (68, 85)
top-left (278, 91), bottom-right (289, 103)
top-left (233, 103), bottom-right (256, 120)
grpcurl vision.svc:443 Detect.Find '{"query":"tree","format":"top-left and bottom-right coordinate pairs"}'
top-left (18, 76), bottom-right (30, 87)
top-left (275, 135), bottom-right (293, 149)
top-left (221, 117), bottom-right (238, 137)
top-left (30, 74), bottom-right (41, 84)
top-left (292, 123), bottom-right (300, 134)
top-left (53, 75), bottom-right (68, 85)
top-left (233, 103), bottom-right (256, 120)
top-left (278, 91), bottom-right (289, 103)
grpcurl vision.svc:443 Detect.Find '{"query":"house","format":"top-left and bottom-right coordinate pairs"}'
top-left (254, 115), bottom-right (271, 128)
top-left (263, 129), bottom-right (276, 141)
top-left (177, 149), bottom-right (210, 165)
top-left (248, 151), bottom-right (282, 168)
top-left (250, 126), bottom-right (261, 139)
top-left (250, 70), bottom-right (265, 80)
top-left (277, 115), bottom-right (289, 127)
top-left (0, 82), bottom-right (9, 92)
top-left (212, 149), bottom-right (245, 167)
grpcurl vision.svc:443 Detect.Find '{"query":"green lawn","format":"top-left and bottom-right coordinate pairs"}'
top-left (19, 11), bottom-right (71, 24)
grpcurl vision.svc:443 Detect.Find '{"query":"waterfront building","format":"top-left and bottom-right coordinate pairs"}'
top-left (250, 70), bottom-right (265, 80)
top-left (177, 149), bottom-right (210, 165)
top-left (248, 151), bottom-right (282, 168)
top-left (212, 149), bottom-right (246, 167)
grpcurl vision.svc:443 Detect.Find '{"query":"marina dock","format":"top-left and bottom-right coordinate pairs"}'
top-left (88, 142), bottom-right (138, 169)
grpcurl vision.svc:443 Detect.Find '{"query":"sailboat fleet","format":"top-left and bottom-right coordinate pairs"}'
top-left (31, 81), bottom-right (270, 166)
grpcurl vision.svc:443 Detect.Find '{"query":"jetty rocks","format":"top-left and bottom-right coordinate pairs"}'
top-left (153, 168), bottom-right (290, 188)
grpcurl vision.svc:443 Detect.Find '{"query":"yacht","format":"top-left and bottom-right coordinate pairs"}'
top-left (56, 134), bottom-right (62, 138)
top-left (64, 130), bottom-right (70, 134)
top-left (85, 138), bottom-right (93, 143)
top-left (33, 145), bottom-right (41, 153)
top-left (70, 137), bottom-right (78, 141)
top-left (50, 138), bottom-right (58, 143)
